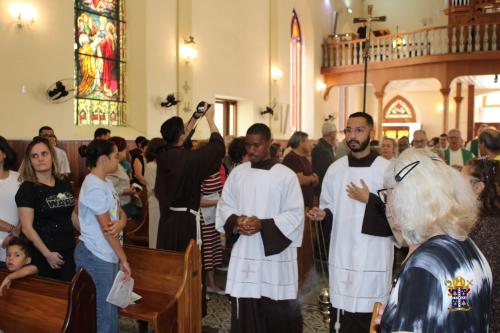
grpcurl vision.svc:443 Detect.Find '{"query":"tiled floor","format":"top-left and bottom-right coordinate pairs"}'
top-left (120, 268), bottom-right (331, 332)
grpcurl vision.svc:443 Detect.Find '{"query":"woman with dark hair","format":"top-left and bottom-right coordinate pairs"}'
top-left (15, 136), bottom-right (76, 281)
top-left (223, 136), bottom-right (248, 174)
top-left (107, 136), bottom-right (142, 220)
top-left (76, 139), bottom-right (130, 333)
top-left (0, 137), bottom-right (20, 269)
top-left (463, 158), bottom-right (500, 332)
top-left (144, 137), bottom-right (165, 248)
top-left (132, 138), bottom-right (149, 187)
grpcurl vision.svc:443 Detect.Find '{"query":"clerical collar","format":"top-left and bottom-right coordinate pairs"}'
top-left (251, 159), bottom-right (277, 170)
top-left (348, 149), bottom-right (379, 167)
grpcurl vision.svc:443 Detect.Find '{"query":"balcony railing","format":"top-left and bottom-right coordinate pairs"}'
top-left (322, 23), bottom-right (499, 69)
top-left (449, 0), bottom-right (498, 7)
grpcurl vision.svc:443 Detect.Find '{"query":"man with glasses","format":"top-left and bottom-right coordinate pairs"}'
top-left (308, 112), bottom-right (394, 333)
top-left (411, 129), bottom-right (428, 149)
top-left (444, 129), bottom-right (473, 169)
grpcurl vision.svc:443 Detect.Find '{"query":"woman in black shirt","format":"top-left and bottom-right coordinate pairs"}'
top-left (16, 136), bottom-right (76, 281)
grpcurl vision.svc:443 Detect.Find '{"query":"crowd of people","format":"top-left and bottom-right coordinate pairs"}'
top-left (0, 108), bottom-right (499, 332)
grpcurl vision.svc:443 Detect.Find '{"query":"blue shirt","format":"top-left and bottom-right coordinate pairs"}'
top-left (78, 173), bottom-right (120, 263)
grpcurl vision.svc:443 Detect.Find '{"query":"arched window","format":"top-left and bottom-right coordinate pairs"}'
top-left (383, 95), bottom-right (416, 123)
top-left (291, 10), bottom-right (302, 131)
top-left (74, 0), bottom-right (126, 126)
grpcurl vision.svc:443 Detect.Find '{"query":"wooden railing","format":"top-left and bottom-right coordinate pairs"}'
top-left (449, 0), bottom-right (498, 7)
top-left (322, 23), bottom-right (499, 69)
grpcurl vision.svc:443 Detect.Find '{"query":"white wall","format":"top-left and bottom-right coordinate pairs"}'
top-left (349, 0), bottom-right (448, 34)
top-left (0, 0), bottom-right (346, 140)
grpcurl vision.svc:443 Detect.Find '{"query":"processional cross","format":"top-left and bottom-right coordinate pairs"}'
top-left (353, 5), bottom-right (386, 113)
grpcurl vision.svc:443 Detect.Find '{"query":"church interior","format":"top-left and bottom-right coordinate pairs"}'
top-left (0, 0), bottom-right (499, 332)
top-left (1, 0), bottom-right (499, 142)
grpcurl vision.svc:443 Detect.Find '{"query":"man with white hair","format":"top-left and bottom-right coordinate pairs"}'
top-left (411, 129), bottom-right (427, 149)
top-left (308, 112), bottom-right (394, 333)
top-left (378, 149), bottom-right (492, 332)
top-left (312, 121), bottom-right (337, 196)
top-left (444, 129), bottom-right (473, 169)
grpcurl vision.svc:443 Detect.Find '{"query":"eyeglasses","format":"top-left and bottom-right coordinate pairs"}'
top-left (377, 157), bottom-right (443, 204)
top-left (343, 127), bottom-right (367, 135)
top-left (377, 161), bottom-right (420, 204)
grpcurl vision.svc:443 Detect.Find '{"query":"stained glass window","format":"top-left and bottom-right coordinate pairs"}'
top-left (74, 0), bottom-right (126, 126)
top-left (383, 96), bottom-right (416, 123)
top-left (291, 10), bottom-right (302, 131)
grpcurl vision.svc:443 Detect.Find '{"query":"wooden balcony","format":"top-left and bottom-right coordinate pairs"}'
top-left (321, 23), bottom-right (500, 92)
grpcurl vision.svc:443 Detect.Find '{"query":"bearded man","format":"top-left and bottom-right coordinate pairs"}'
top-left (308, 112), bottom-right (395, 333)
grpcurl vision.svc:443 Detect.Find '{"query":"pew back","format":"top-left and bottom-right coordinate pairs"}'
top-left (120, 240), bottom-right (201, 333)
top-left (0, 268), bottom-right (96, 333)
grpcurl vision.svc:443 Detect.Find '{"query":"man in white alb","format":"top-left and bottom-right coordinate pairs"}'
top-left (308, 112), bottom-right (394, 333)
top-left (216, 123), bottom-right (304, 333)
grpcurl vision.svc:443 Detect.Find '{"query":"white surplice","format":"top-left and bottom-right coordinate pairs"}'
top-left (216, 162), bottom-right (304, 300)
top-left (320, 155), bottom-right (394, 313)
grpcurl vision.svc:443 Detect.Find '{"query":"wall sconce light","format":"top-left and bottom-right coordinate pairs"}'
top-left (316, 81), bottom-right (327, 91)
top-left (347, 8), bottom-right (353, 14)
top-left (10, 3), bottom-right (37, 29)
top-left (271, 67), bottom-right (283, 81)
top-left (180, 36), bottom-right (198, 64)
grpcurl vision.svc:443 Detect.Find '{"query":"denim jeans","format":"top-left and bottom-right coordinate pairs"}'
top-left (75, 242), bottom-right (119, 333)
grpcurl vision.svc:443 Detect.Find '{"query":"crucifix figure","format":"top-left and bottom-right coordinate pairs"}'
top-left (353, 5), bottom-right (386, 113)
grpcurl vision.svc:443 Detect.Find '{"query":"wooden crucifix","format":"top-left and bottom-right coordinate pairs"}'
top-left (353, 5), bottom-right (386, 113)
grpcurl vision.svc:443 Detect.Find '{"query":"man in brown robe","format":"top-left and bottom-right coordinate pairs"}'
top-left (155, 103), bottom-right (225, 251)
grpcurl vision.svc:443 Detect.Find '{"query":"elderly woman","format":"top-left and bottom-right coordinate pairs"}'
top-left (463, 158), bottom-right (499, 332)
top-left (379, 149), bottom-right (492, 332)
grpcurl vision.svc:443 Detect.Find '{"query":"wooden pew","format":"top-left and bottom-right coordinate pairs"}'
top-left (369, 302), bottom-right (382, 333)
top-left (125, 189), bottom-right (149, 246)
top-left (0, 268), bottom-right (96, 333)
top-left (120, 240), bottom-right (202, 333)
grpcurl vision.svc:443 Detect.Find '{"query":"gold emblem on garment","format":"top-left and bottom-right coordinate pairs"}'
top-left (444, 276), bottom-right (472, 312)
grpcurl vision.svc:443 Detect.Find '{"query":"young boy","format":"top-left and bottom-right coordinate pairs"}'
top-left (0, 237), bottom-right (38, 296)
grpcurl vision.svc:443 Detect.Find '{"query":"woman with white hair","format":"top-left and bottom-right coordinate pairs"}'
top-left (378, 148), bottom-right (492, 333)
